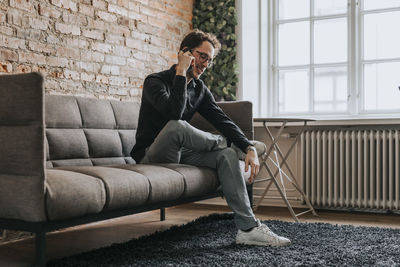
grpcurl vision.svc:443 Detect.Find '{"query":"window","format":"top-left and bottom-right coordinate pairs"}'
top-left (271, 0), bottom-right (400, 117)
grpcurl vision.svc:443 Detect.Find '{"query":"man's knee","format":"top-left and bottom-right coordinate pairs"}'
top-left (164, 120), bottom-right (189, 133)
top-left (216, 148), bottom-right (239, 166)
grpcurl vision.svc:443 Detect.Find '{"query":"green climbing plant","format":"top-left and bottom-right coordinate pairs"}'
top-left (192, 0), bottom-right (238, 101)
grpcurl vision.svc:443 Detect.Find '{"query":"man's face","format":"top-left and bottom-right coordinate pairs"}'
top-left (189, 41), bottom-right (215, 79)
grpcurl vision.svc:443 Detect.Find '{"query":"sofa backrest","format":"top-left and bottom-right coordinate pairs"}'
top-left (45, 95), bottom-right (254, 168)
top-left (45, 95), bottom-right (140, 168)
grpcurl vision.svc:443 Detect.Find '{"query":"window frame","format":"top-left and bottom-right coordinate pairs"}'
top-left (268, 0), bottom-right (400, 118)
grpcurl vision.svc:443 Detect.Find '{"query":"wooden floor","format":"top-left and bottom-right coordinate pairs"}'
top-left (0, 203), bottom-right (399, 267)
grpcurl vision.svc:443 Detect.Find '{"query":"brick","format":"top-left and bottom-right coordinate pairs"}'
top-left (92, 0), bottom-right (107, 10)
top-left (28, 41), bottom-right (55, 54)
top-left (150, 36), bottom-right (166, 47)
top-left (9, 0), bottom-right (34, 12)
top-left (91, 42), bottom-right (112, 53)
top-left (62, 12), bottom-right (87, 26)
top-left (0, 26), bottom-right (14, 36)
top-left (81, 72), bottom-right (95, 82)
top-left (56, 47), bottom-right (80, 60)
top-left (108, 24), bottom-right (130, 37)
top-left (38, 4), bottom-right (62, 19)
top-left (148, 16), bottom-right (166, 29)
top-left (51, 0), bottom-right (78, 12)
top-left (81, 51), bottom-right (104, 63)
top-left (100, 65), bottom-right (119, 75)
top-left (105, 55), bottom-right (126, 66)
top-left (128, 1), bottom-right (139, 12)
top-left (117, 0), bottom-right (129, 9)
top-left (97, 10), bottom-right (117, 23)
top-left (47, 56), bottom-right (69, 67)
top-left (139, 5), bottom-right (155, 17)
top-left (112, 45), bottom-right (131, 57)
top-left (0, 12), bottom-right (6, 23)
top-left (19, 51), bottom-right (46, 65)
top-left (109, 76), bottom-right (129, 86)
top-left (132, 50), bottom-right (148, 61)
top-left (87, 18), bottom-right (107, 30)
top-left (96, 74), bottom-right (109, 84)
top-left (108, 4), bottom-right (128, 16)
top-left (46, 34), bottom-right (60, 45)
top-left (105, 33), bottom-right (124, 45)
top-left (55, 22), bottom-right (80, 35)
top-left (0, 48), bottom-right (18, 61)
top-left (126, 58), bottom-right (145, 69)
top-left (128, 10), bottom-right (147, 23)
top-left (126, 37), bottom-right (145, 50)
top-left (79, 3), bottom-right (95, 17)
top-left (109, 87), bottom-right (128, 96)
top-left (79, 62), bottom-right (101, 72)
top-left (29, 17), bottom-right (49, 30)
top-left (82, 29), bottom-right (104, 40)
top-left (16, 64), bottom-right (32, 73)
top-left (64, 69), bottom-right (80, 80)
top-left (6, 9), bottom-right (27, 26)
top-left (0, 61), bottom-right (12, 72)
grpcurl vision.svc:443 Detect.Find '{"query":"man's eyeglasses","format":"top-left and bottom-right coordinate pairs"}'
top-left (192, 50), bottom-right (214, 68)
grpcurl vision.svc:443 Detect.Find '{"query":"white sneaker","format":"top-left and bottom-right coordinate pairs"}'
top-left (236, 220), bottom-right (291, 246)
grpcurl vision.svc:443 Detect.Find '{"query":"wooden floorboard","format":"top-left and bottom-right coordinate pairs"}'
top-left (0, 203), bottom-right (399, 267)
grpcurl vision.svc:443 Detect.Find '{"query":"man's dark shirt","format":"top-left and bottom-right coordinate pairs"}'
top-left (130, 65), bottom-right (252, 163)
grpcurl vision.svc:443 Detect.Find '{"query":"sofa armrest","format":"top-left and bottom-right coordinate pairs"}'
top-left (190, 101), bottom-right (254, 140)
top-left (0, 72), bottom-right (47, 222)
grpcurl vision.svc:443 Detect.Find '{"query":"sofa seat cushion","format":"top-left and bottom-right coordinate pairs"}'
top-left (112, 164), bottom-right (185, 203)
top-left (46, 169), bottom-right (106, 221)
top-left (157, 164), bottom-right (219, 198)
top-left (57, 166), bottom-right (149, 210)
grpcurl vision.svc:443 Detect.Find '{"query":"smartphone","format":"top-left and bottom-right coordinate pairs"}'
top-left (180, 48), bottom-right (193, 73)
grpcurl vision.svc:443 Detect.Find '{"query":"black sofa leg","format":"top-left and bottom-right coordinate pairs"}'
top-left (160, 208), bottom-right (165, 221)
top-left (35, 229), bottom-right (46, 267)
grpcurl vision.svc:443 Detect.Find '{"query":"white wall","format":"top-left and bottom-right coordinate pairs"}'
top-left (236, 0), bottom-right (269, 118)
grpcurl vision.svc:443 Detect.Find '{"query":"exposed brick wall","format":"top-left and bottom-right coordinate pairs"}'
top-left (0, 0), bottom-right (194, 101)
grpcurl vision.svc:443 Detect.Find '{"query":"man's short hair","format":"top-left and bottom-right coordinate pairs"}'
top-left (179, 29), bottom-right (221, 57)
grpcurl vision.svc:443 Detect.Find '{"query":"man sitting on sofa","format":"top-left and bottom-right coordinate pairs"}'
top-left (130, 29), bottom-right (290, 247)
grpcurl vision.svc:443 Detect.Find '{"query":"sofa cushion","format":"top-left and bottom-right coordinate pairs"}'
top-left (84, 129), bottom-right (123, 158)
top-left (57, 166), bottom-right (149, 210)
top-left (45, 95), bottom-right (82, 128)
top-left (77, 97), bottom-right (116, 129)
top-left (110, 100), bottom-right (140, 129)
top-left (112, 164), bottom-right (185, 203)
top-left (51, 159), bottom-right (93, 167)
top-left (46, 169), bottom-right (106, 221)
top-left (118, 130), bottom-right (136, 157)
top-left (158, 164), bottom-right (219, 198)
top-left (46, 129), bottom-right (89, 160)
top-left (91, 157), bottom-right (127, 166)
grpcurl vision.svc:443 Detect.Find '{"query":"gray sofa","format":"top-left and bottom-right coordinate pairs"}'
top-left (0, 72), bottom-right (255, 266)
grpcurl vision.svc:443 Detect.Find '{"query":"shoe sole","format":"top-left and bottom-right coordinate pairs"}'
top-left (236, 240), bottom-right (291, 247)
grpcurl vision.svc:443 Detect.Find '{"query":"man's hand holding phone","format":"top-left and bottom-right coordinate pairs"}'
top-left (176, 47), bottom-right (194, 77)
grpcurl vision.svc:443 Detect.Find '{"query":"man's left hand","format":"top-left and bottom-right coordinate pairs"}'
top-left (245, 148), bottom-right (260, 184)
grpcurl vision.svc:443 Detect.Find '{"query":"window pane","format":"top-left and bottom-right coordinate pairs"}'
top-left (279, 22), bottom-right (310, 66)
top-left (364, 11), bottom-right (400, 60)
top-left (314, 0), bottom-right (347, 16)
top-left (314, 66), bottom-right (347, 112)
top-left (363, 62), bottom-right (400, 111)
top-left (279, 0), bottom-right (309, 20)
top-left (364, 0), bottom-right (400, 10)
top-left (278, 70), bottom-right (309, 112)
top-left (314, 18), bottom-right (347, 64)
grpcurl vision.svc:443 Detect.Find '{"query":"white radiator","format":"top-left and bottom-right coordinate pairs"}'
top-left (301, 129), bottom-right (400, 211)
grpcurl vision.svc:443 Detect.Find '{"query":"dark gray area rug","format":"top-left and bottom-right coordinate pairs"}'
top-left (48, 213), bottom-right (400, 266)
